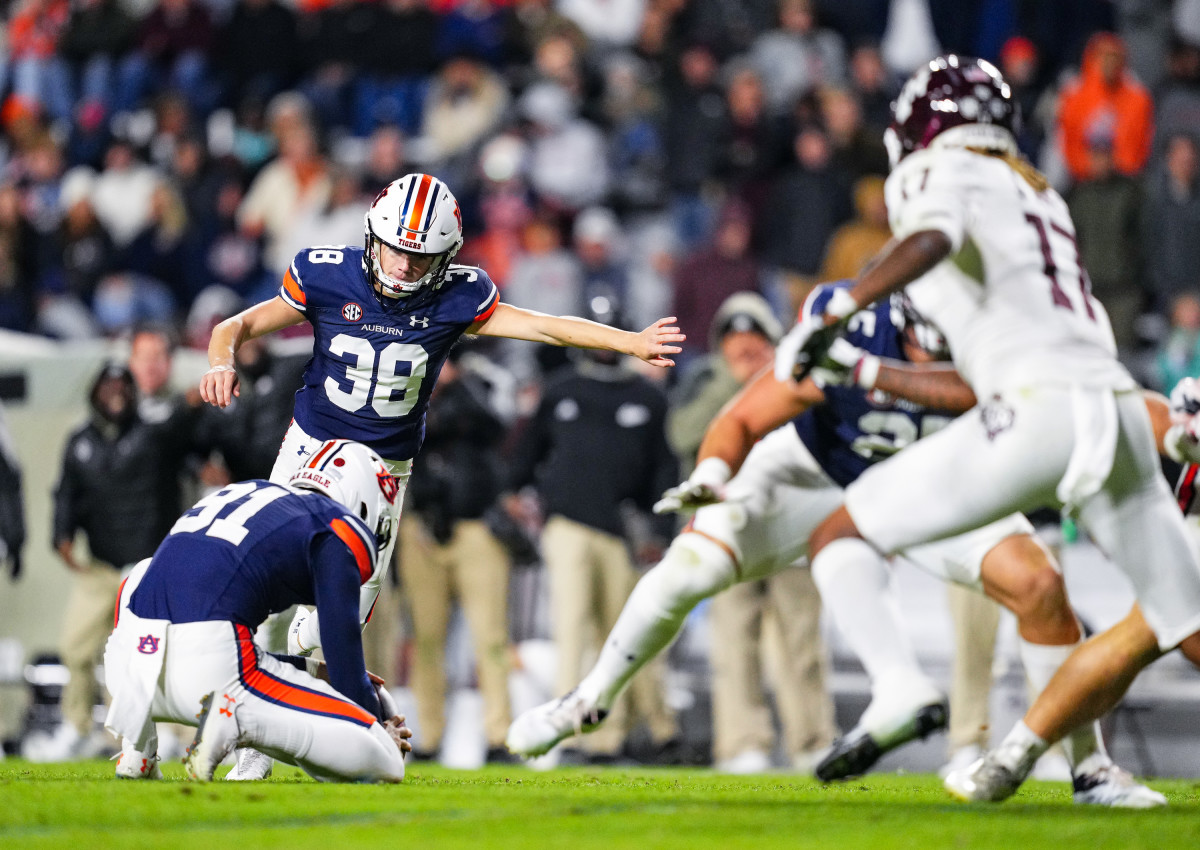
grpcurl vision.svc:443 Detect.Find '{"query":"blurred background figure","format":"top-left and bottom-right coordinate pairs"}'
top-left (506, 296), bottom-right (679, 764)
top-left (398, 347), bottom-right (517, 764)
top-left (668, 292), bottom-right (836, 773)
top-left (43, 362), bottom-right (197, 760)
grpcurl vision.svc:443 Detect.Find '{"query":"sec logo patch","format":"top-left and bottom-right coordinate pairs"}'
top-left (342, 302), bottom-right (363, 321)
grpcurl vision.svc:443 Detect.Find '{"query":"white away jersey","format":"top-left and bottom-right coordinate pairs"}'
top-left (885, 147), bottom-right (1136, 397)
top-left (280, 246), bottom-right (499, 460)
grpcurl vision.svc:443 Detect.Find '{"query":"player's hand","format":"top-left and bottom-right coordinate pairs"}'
top-left (809, 338), bottom-right (869, 388)
top-left (1170, 377), bottom-right (1200, 417)
top-left (653, 479), bottom-right (725, 515)
top-left (1164, 416), bottom-right (1200, 464)
top-left (199, 364), bottom-right (240, 408)
top-left (384, 715), bottom-right (414, 755)
top-left (633, 317), bottom-right (685, 367)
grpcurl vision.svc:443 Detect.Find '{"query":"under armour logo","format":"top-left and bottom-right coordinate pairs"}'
top-left (297, 445), bottom-right (311, 458)
top-left (137, 635), bottom-right (160, 654)
top-left (409, 316), bottom-right (430, 328)
top-left (219, 693), bottom-right (237, 718)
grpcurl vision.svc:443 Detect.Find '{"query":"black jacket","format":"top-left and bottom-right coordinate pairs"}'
top-left (409, 371), bottom-right (507, 542)
top-left (52, 405), bottom-right (197, 568)
top-left (507, 363), bottom-right (678, 539)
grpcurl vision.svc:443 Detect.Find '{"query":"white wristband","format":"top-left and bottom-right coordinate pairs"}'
top-left (854, 355), bottom-right (881, 390)
top-left (690, 457), bottom-right (732, 490)
top-left (205, 364), bottom-right (235, 375)
top-left (305, 657), bottom-right (321, 677)
top-left (825, 288), bottom-right (859, 320)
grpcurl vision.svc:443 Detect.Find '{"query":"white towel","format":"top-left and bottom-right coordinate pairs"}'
top-left (1056, 386), bottom-right (1119, 515)
top-left (103, 559), bottom-right (168, 751)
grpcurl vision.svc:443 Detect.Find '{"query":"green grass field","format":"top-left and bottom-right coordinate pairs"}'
top-left (3, 760), bottom-right (1198, 850)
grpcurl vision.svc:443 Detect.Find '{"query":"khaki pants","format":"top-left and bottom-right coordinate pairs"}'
top-left (362, 574), bottom-right (403, 685)
top-left (946, 583), bottom-right (1001, 752)
top-left (399, 515), bottom-right (512, 749)
top-left (542, 516), bottom-right (676, 754)
top-left (709, 567), bottom-right (836, 762)
top-left (60, 561), bottom-right (125, 736)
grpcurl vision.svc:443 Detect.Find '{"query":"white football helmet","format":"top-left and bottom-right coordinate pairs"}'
top-left (364, 173), bottom-right (464, 298)
top-left (288, 439), bottom-right (399, 565)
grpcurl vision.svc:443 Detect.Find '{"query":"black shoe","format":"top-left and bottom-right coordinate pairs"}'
top-left (815, 699), bottom-right (949, 782)
top-left (486, 746), bottom-right (521, 765)
top-left (408, 748), bottom-right (437, 762)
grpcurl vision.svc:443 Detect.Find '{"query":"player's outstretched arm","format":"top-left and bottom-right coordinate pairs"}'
top-left (654, 368), bottom-right (824, 514)
top-left (847, 229), bottom-right (953, 311)
top-left (468, 303), bottom-right (685, 367)
top-left (200, 296), bottom-right (306, 408)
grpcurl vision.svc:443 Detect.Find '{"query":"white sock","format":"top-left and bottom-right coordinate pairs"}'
top-left (812, 539), bottom-right (926, 687)
top-left (1018, 638), bottom-right (1109, 771)
top-left (994, 720), bottom-right (1049, 778)
top-left (581, 534), bottom-right (736, 710)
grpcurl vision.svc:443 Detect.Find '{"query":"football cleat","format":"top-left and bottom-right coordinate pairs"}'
top-left (225, 747), bottom-right (274, 781)
top-left (816, 696), bottom-right (948, 781)
top-left (1072, 764), bottom-right (1167, 808)
top-left (114, 742), bottom-right (163, 780)
top-left (944, 752), bottom-right (1024, 803)
top-left (184, 692), bottom-right (241, 782)
top-left (505, 689), bottom-right (608, 757)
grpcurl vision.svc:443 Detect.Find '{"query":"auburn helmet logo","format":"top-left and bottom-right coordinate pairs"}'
top-left (342, 302), bottom-right (363, 321)
top-left (378, 471), bottom-right (400, 504)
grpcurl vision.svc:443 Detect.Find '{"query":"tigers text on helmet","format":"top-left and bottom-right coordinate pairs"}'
top-left (365, 173), bottom-right (464, 298)
top-left (884, 55), bottom-right (1019, 170)
top-left (288, 439), bottom-right (400, 572)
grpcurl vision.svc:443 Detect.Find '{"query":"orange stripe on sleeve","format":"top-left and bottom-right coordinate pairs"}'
top-left (474, 293), bottom-right (499, 323)
top-left (282, 269), bottom-right (307, 306)
top-left (330, 517), bottom-right (373, 584)
top-left (114, 576), bottom-right (129, 627)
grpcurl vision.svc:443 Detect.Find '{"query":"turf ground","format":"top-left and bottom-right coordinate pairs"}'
top-left (3, 760), bottom-right (1198, 850)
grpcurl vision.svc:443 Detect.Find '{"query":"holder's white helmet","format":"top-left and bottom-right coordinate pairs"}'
top-left (365, 173), bottom-right (464, 298)
top-left (288, 439), bottom-right (400, 572)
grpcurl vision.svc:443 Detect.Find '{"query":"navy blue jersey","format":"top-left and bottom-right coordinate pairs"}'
top-left (792, 283), bottom-right (956, 487)
top-left (280, 247), bottom-right (499, 460)
top-left (128, 480), bottom-right (383, 718)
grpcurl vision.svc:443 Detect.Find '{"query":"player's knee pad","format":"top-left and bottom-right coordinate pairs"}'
top-left (810, 537), bottom-right (888, 598)
top-left (640, 533), bottom-right (738, 616)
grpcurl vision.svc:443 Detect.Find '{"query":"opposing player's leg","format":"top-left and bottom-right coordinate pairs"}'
top-left (507, 428), bottom-right (842, 758)
top-left (947, 394), bottom-right (1200, 805)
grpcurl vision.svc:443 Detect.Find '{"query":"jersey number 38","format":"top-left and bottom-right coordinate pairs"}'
top-left (325, 334), bottom-right (428, 417)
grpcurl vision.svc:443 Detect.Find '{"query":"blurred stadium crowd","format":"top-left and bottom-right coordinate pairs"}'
top-left (4, 0), bottom-right (1200, 771)
top-left (0, 0), bottom-right (1198, 390)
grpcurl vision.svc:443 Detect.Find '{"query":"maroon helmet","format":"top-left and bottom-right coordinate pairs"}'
top-left (885, 55), bottom-right (1019, 168)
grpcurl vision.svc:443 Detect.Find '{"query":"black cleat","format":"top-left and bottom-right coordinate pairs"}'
top-left (816, 699), bottom-right (948, 782)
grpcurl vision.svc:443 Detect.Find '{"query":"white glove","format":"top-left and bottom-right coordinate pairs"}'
top-left (1164, 419), bottom-right (1200, 464)
top-left (652, 458), bottom-right (731, 515)
top-left (774, 314), bottom-right (824, 382)
top-left (774, 289), bottom-right (858, 383)
top-left (288, 607), bottom-right (318, 657)
top-left (810, 338), bottom-right (879, 389)
top-left (1170, 377), bottom-right (1200, 416)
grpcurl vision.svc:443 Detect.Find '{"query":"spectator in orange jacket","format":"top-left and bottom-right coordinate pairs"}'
top-left (1057, 32), bottom-right (1154, 183)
